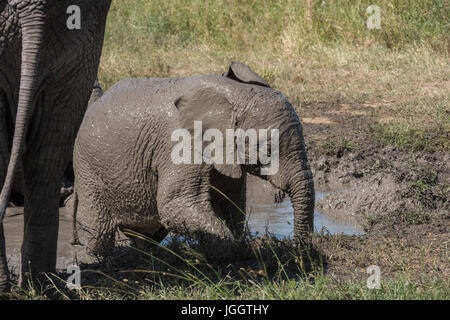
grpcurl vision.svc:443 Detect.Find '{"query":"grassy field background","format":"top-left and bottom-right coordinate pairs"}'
top-left (19, 0), bottom-right (446, 300)
top-left (99, 0), bottom-right (449, 152)
top-left (100, 0), bottom-right (448, 86)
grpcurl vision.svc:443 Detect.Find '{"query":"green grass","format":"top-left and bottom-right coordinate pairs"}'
top-left (100, 0), bottom-right (449, 87)
top-left (103, 0), bottom-right (448, 52)
top-left (7, 230), bottom-right (448, 300)
top-left (57, 274), bottom-right (446, 300)
top-left (372, 122), bottom-right (449, 152)
top-left (138, 276), bottom-right (448, 300)
top-left (319, 136), bottom-right (355, 156)
top-left (10, 235), bottom-right (449, 300)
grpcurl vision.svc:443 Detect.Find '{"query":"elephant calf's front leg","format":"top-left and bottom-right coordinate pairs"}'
top-left (158, 200), bottom-right (234, 245)
top-left (210, 172), bottom-right (247, 240)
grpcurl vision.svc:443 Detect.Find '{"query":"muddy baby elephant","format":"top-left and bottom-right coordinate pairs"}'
top-left (72, 62), bottom-right (315, 255)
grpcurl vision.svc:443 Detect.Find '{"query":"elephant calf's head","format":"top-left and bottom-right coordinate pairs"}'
top-left (173, 62), bottom-right (315, 242)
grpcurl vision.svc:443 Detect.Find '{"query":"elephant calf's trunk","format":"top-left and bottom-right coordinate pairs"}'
top-left (289, 171), bottom-right (315, 243)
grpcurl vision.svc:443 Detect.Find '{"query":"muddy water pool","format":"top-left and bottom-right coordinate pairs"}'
top-left (247, 192), bottom-right (365, 238)
top-left (4, 192), bottom-right (364, 272)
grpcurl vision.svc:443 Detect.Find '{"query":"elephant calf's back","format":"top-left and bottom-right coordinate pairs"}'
top-left (73, 75), bottom-right (216, 244)
top-left (73, 80), bottom-right (175, 235)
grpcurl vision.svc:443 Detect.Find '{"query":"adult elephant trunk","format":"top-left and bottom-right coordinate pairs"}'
top-left (0, 1), bottom-right (46, 291)
top-left (0, 2), bottom-right (46, 221)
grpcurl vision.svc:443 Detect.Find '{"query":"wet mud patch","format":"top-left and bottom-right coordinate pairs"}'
top-left (298, 97), bottom-right (448, 236)
top-left (293, 96), bottom-right (449, 283)
top-left (310, 145), bottom-right (449, 234)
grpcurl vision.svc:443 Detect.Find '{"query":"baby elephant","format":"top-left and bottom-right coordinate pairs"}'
top-left (72, 62), bottom-right (315, 255)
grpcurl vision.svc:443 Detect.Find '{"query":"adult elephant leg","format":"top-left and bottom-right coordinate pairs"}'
top-left (21, 152), bottom-right (68, 285)
top-left (0, 225), bottom-right (8, 292)
top-left (0, 92), bottom-right (10, 291)
top-left (20, 121), bottom-right (71, 286)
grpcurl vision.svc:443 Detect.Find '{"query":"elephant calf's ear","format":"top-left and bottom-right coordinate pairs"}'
top-left (174, 87), bottom-right (232, 132)
top-left (223, 61), bottom-right (270, 87)
top-left (174, 87), bottom-right (242, 179)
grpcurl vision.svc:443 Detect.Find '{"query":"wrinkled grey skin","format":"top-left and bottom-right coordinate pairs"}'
top-left (0, 0), bottom-right (111, 291)
top-left (9, 79), bottom-right (104, 206)
top-left (73, 62), bottom-right (315, 255)
top-left (61, 78), bottom-right (104, 203)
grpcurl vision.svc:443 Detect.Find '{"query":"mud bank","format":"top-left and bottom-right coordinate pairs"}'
top-left (309, 145), bottom-right (449, 233)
